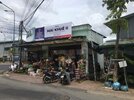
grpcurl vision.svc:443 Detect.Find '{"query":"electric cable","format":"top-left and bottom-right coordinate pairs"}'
top-left (21, 0), bottom-right (30, 20)
top-left (23, 0), bottom-right (45, 22)
top-left (26, 0), bottom-right (53, 28)
top-left (23, 0), bottom-right (41, 21)
top-left (22, 24), bottom-right (29, 34)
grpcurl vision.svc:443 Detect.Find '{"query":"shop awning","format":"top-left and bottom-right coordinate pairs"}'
top-left (19, 36), bottom-right (88, 47)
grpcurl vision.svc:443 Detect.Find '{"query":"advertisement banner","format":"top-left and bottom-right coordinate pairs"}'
top-left (35, 27), bottom-right (44, 40)
top-left (26, 28), bottom-right (35, 42)
top-left (45, 22), bottom-right (72, 39)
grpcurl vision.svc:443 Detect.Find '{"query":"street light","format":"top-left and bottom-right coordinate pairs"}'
top-left (0, 1), bottom-right (15, 63)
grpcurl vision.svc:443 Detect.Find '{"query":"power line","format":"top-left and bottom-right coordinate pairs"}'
top-left (0, 16), bottom-right (19, 24)
top-left (23, 0), bottom-right (41, 20)
top-left (0, 27), bottom-right (19, 32)
top-left (0, 22), bottom-right (19, 26)
top-left (21, 0), bottom-right (30, 20)
top-left (0, 16), bottom-right (8, 21)
top-left (26, 0), bottom-right (53, 28)
top-left (23, 0), bottom-right (45, 23)
top-left (22, 24), bottom-right (29, 34)
top-left (0, 31), bottom-right (19, 34)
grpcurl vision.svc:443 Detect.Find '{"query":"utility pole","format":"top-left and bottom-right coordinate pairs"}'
top-left (91, 41), bottom-right (97, 81)
top-left (19, 21), bottom-right (23, 68)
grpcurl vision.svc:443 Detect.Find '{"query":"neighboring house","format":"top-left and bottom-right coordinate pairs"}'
top-left (0, 40), bottom-right (25, 62)
top-left (120, 13), bottom-right (134, 39)
top-left (101, 13), bottom-right (134, 75)
top-left (0, 41), bottom-right (13, 61)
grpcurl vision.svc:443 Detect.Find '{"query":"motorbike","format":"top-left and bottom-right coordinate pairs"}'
top-left (42, 67), bottom-right (71, 85)
top-left (42, 69), bottom-right (59, 84)
top-left (60, 71), bottom-right (70, 85)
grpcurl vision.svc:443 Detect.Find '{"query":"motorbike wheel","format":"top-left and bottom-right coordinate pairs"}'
top-left (60, 78), bottom-right (63, 85)
top-left (60, 77), bottom-right (67, 85)
top-left (43, 76), bottom-right (51, 84)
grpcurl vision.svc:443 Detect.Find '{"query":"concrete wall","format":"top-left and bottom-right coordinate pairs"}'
top-left (73, 24), bottom-right (105, 69)
top-left (0, 42), bottom-right (12, 60)
top-left (72, 24), bottom-right (104, 44)
top-left (0, 44), bottom-right (4, 57)
top-left (120, 16), bottom-right (134, 39)
top-left (72, 24), bottom-right (90, 37)
top-left (90, 31), bottom-right (104, 44)
top-left (97, 54), bottom-right (104, 69)
top-left (81, 42), bottom-right (89, 74)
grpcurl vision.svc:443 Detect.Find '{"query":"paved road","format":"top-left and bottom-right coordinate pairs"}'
top-left (0, 76), bottom-right (126, 100)
top-left (0, 63), bottom-right (10, 73)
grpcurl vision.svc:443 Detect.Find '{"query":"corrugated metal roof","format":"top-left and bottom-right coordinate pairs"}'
top-left (100, 39), bottom-right (134, 48)
top-left (20, 36), bottom-right (88, 47)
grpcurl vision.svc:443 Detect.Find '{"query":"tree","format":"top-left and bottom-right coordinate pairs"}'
top-left (103, 0), bottom-right (134, 19)
top-left (103, 0), bottom-right (134, 82)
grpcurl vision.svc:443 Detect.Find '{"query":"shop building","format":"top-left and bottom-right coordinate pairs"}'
top-left (22, 23), bottom-right (106, 75)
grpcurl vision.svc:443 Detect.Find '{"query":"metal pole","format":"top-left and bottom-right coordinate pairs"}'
top-left (13, 11), bottom-right (15, 46)
top-left (2, 33), bottom-right (6, 62)
top-left (19, 21), bottom-right (23, 68)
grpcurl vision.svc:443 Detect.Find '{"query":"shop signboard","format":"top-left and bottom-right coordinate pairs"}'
top-left (26, 28), bottom-right (35, 42)
top-left (35, 27), bottom-right (44, 41)
top-left (45, 22), bottom-right (72, 39)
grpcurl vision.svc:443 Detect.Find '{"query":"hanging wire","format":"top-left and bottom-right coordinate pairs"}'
top-left (0, 27), bottom-right (19, 32)
top-left (21, 0), bottom-right (30, 20)
top-left (23, 0), bottom-right (41, 20)
top-left (26, 0), bottom-right (53, 28)
top-left (22, 24), bottom-right (29, 34)
top-left (23, 0), bottom-right (45, 22)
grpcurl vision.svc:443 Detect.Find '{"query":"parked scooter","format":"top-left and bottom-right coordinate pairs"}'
top-left (42, 68), bottom-right (59, 84)
top-left (60, 70), bottom-right (71, 85)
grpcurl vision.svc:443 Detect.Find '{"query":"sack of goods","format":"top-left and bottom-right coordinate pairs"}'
top-left (120, 85), bottom-right (128, 91)
top-left (112, 82), bottom-right (121, 91)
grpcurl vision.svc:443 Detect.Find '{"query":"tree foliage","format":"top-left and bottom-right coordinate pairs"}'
top-left (106, 18), bottom-right (128, 34)
top-left (103, 0), bottom-right (134, 19)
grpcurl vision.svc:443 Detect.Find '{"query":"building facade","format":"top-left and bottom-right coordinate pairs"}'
top-left (120, 13), bottom-right (134, 39)
top-left (0, 41), bottom-right (13, 61)
top-left (23, 23), bottom-right (105, 76)
top-left (101, 13), bottom-right (134, 75)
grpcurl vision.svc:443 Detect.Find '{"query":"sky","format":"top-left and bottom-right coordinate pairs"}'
top-left (0, 0), bottom-right (134, 42)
